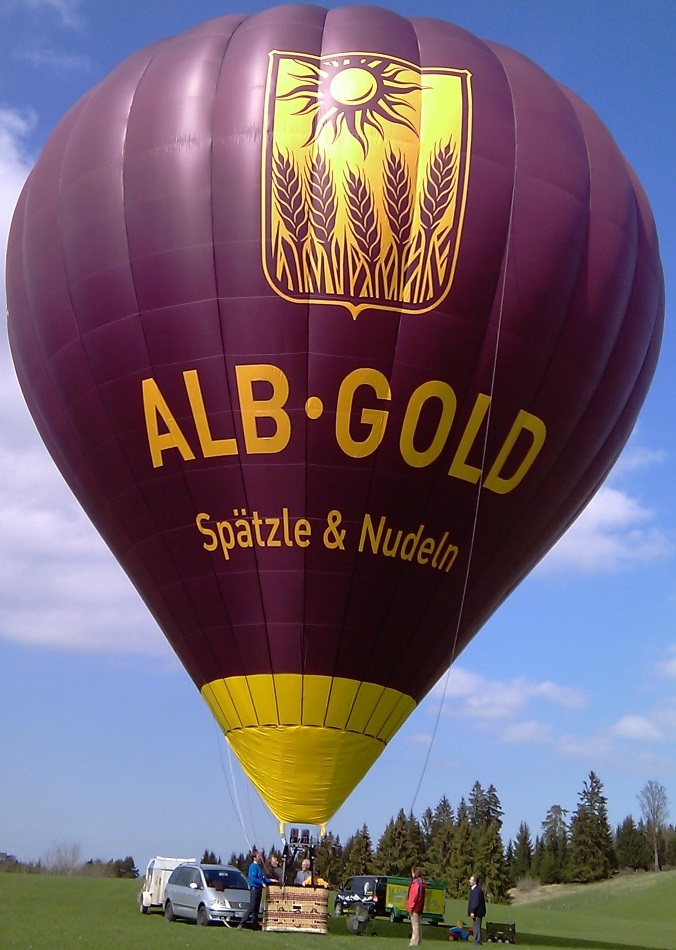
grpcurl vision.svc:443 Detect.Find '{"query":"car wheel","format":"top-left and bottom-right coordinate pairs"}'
top-left (334, 901), bottom-right (343, 916)
top-left (164, 900), bottom-right (175, 922)
top-left (197, 905), bottom-right (210, 927)
top-left (390, 910), bottom-right (398, 924)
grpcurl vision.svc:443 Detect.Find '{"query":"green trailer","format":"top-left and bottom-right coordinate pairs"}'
top-left (384, 877), bottom-right (446, 925)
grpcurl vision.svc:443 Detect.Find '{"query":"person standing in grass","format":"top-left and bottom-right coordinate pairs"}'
top-left (237, 851), bottom-right (274, 931)
top-left (467, 874), bottom-right (486, 945)
top-left (407, 866), bottom-right (426, 946)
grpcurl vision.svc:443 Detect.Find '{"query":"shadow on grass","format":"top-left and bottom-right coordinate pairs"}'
top-left (517, 933), bottom-right (651, 950)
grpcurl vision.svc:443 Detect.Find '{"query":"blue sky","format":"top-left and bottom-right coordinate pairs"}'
top-left (1, 0), bottom-right (675, 871)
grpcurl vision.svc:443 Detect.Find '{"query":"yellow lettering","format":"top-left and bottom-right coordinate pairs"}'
top-left (483, 410), bottom-right (547, 494)
top-left (183, 369), bottom-right (237, 458)
top-left (235, 364), bottom-right (291, 454)
top-left (196, 513), bottom-right (218, 550)
top-left (358, 513), bottom-right (386, 552)
top-left (265, 517), bottom-right (281, 547)
top-left (448, 393), bottom-right (491, 483)
top-left (400, 525), bottom-right (424, 561)
top-left (400, 381), bottom-right (457, 468)
top-left (216, 520), bottom-right (236, 560)
top-left (295, 519), bottom-right (311, 547)
top-left (142, 377), bottom-right (195, 468)
top-left (336, 368), bottom-right (391, 458)
top-left (417, 537), bottom-right (436, 565)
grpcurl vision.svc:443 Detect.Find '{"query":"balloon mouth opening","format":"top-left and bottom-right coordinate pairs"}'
top-left (201, 674), bottom-right (416, 824)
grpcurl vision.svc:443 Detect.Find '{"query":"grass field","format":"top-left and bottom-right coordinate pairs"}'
top-left (1, 870), bottom-right (675, 949)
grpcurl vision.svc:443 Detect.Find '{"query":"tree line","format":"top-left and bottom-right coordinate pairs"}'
top-left (3, 773), bottom-right (670, 898)
top-left (229, 773), bottom-right (672, 904)
top-left (0, 843), bottom-right (138, 878)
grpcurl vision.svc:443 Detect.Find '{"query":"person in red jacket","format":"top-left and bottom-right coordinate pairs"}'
top-left (406, 866), bottom-right (426, 946)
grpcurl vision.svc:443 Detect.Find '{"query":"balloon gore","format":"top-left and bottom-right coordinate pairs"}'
top-left (6, 5), bottom-right (664, 825)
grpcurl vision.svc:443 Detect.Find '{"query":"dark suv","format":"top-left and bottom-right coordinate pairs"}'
top-left (334, 875), bottom-right (387, 917)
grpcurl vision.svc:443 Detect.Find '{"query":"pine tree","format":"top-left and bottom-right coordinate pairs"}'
top-left (615, 816), bottom-right (651, 870)
top-left (314, 831), bottom-right (344, 885)
top-left (468, 781), bottom-right (488, 828)
top-left (342, 825), bottom-right (373, 876)
top-left (456, 797), bottom-right (469, 824)
top-left (511, 821), bottom-right (533, 881)
top-left (485, 785), bottom-right (504, 830)
top-left (445, 817), bottom-right (474, 898)
top-left (568, 771), bottom-right (616, 882)
top-left (473, 821), bottom-right (512, 903)
top-left (538, 805), bottom-right (569, 884)
top-left (467, 784), bottom-right (510, 902)
top-left (425, 797), bottom-right (456, 884)
top-left (373, 809), bottom-right (423, 875)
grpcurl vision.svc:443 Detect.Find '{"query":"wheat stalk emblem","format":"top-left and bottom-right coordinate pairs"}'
top-left (264, 52), bottom-right (472, 317)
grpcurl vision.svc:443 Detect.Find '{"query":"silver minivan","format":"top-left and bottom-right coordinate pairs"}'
top-left (164, 863), bottom-right (251, 926)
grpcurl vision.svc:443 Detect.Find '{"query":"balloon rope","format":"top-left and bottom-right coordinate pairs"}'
top-left (409, 175), bottom-right (517, 814)
top-left (214, 721), bottom-right (254, 852)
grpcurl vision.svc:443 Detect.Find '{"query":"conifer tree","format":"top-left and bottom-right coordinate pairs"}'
top-left (485, 784), bottom-right (504, 830)
top-left (445, 817), bottom-right (474, 898)
top-left (425, 796), bottom-right (456, 884)
top-left (342, 825), bottom-right (374, 876)
top-left (314, 831), bottom-right (344, 885)
top-left (420, 806), bottom-right (435, 852)
top-left (538, 805), bottom-right (569, 884)
top-left (568, 771), bottom-right (616, 882)
top-left (373, 809), bottom-right (424, 875)
top-left (615, 816), bottom-right (651, 871)
top-left (511, 821), bottom-right (534, 881)
top-left (468, 781), bottom-right (488, 828)
top-left (473, 821), bottom-right (511, 903)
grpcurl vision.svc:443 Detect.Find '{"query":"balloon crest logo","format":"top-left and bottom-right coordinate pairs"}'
top-left (262, 51), bottom-right (472, 318)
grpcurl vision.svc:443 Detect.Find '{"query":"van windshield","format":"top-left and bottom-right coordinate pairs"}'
top-left (204, 868), bottom-right (249, 890)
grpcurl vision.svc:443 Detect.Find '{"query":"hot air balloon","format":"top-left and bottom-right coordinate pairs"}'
top-left (6, 5), bottom-right (663, 830)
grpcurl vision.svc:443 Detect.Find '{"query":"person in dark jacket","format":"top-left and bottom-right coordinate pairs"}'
top-left (268, 854), bottom-right (283, 885)
top-left (237, 851), bottom-right (275, 930)
top-left (467, 874), bottom-right (486, 944)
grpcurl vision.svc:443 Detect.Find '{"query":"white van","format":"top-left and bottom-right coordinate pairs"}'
top-left (138, 855), bottom-right (197, 913)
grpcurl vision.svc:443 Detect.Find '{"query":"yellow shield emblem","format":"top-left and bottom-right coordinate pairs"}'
top-left (262, 50), bottom-right (472, 319)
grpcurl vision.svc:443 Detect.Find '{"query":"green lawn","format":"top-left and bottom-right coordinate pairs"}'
top-left (1, 871), bottom-right (674, 949)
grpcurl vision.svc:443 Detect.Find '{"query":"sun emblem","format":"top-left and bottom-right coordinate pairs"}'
top-left (277, 56), bottom-right (422, 155)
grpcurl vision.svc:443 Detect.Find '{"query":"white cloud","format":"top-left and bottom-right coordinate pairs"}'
top-left (13, 42), bottom-right (91, 71)
top-left (610, 715), bottom-right (663, 742)
top-left (432, 667), bottom-right (588, 722)
top-left (0, 108), bottom-right (34, 235)
top-left (404, 733), bottom-right (434, 749)
top-left (658, 646), bottom-right (676, 678)
top-left (540, 484), bottom-right (671, 573)
top-left (611, 444), bottom-right (666, 477)
top-left (0, 107), bottom-right (168, 658)
top-left (555, 733), bottom-right (615, 761)
top-left (6, 0), bottom-right (83, 29)
top-left (0, 443), bottom-right (171, 655)
top-left (501, 720), bottom-right (552, 744)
